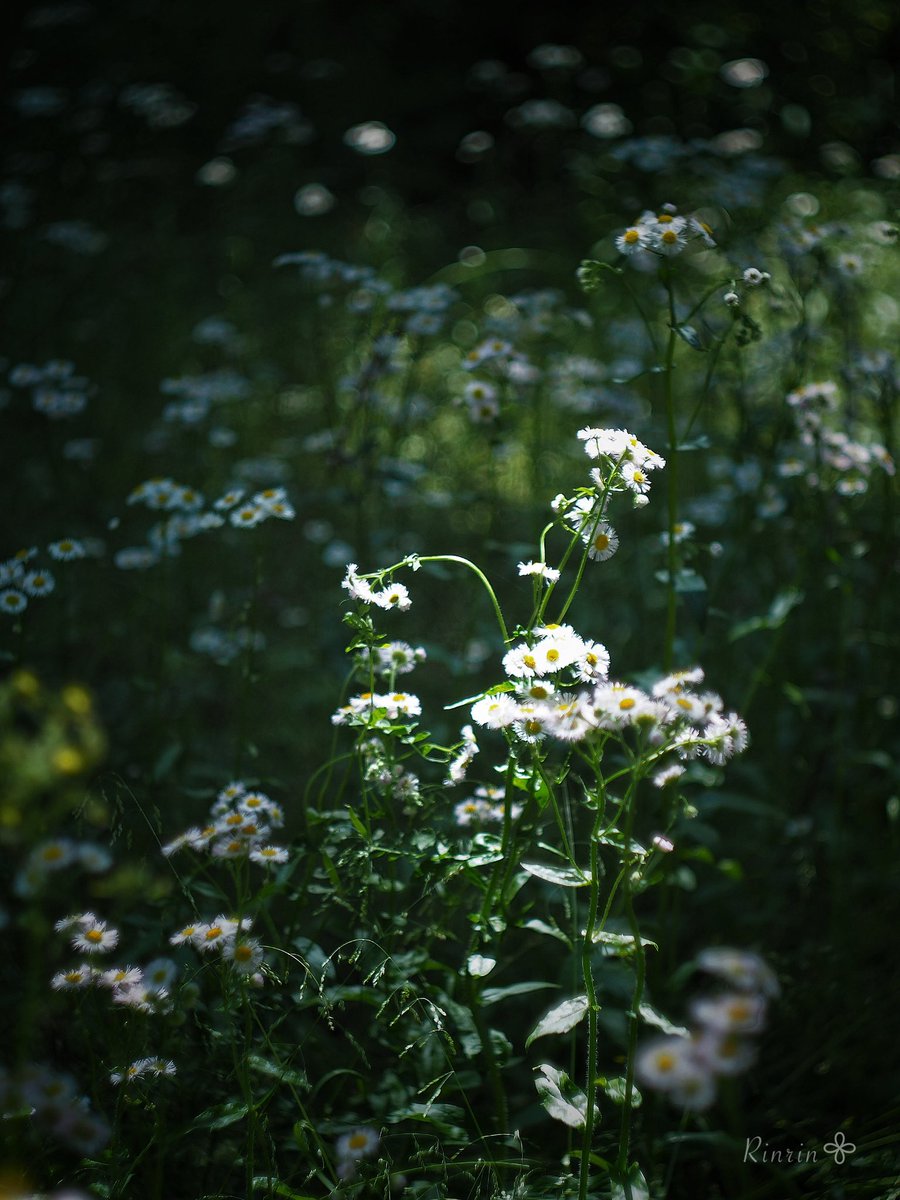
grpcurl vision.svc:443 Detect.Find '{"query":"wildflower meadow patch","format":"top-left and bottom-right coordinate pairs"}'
top-left (2, 7), bottom-right (899, 1200)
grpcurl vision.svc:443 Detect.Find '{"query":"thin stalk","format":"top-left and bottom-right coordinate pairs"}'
top-left (663, 273), bottom-right (680, 671)
top-left (578, 796), bottom-right (607, 1200)
top-left (616, 783), bottom-right (647, 1196)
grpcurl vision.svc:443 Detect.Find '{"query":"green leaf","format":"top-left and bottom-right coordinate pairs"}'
top-left (610, 1164), bottom-right (650, 1200)
top-left (481, 981), bottom-right (557, 1006)
top-left (534, 1064), bottom-right (597, 1129)
top-left (729, 587), bottom-right (804, 642)
top-left (590, 931), bottom-right (658, 956)
top-left (466, 954), bottom-right (497, 978)
top-left (520, 918), bottom-right (573, 948)
top-left (600, 1076), bottom-right (642, 1108)
top-left (526, 996), bottom-right (590, 1047)
top-left (638, 1002), bottom-right (690, 1038)
top-left (522, 861), bottom-right (589, 887)
top-left (247, 1055), bottom-right (309, 1090)
top-left (655, 568), bottom-right (707, 593)
top-left (252, 1180), bottom-right (318, 1199)
top-left (190, 1101), bottom-right (249, 1131)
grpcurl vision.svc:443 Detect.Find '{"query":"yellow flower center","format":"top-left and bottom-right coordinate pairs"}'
top-left (624, 229), bottom-right (640, 244)
top-left (593, 534), bottom-right (609, 552)
top-left (523, 654), bottom-right (536, 669)
top-left (661, 230), bottom-right (678, 245)
top-left (619, 697), bottom-right (636, 711)
top-left (656, 1052), bottom-right (676, 1072)
top-left (86, 929), bottom-right (103, 943)
top-left (546, 649), bottom-right (560, 663)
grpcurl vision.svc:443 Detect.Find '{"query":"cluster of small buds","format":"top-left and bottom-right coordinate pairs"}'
top-left (334, 1126), bottom-right (381, 1181)
top-left (356, 640), bottom-right (426, 678)
top-left (613, 206), bottom-right (716, 261)
top-left (50, 914), bottom-right (176, 1013)
top-left (169, 914), bottom-right (264, 977)
top-left (0, 542), bottom-right (83, 617)
top-left (453, 785), bottom-right (522, 827)
top-left (446, 723), bottom-right (479, 785)
top-left (332, 690), bottom-right (422, 728)
top-left (779, 380), bottom-right (895, 494)
top-left (636, 947), bottom-right (778, 1110)
top-left (109, 1057), bottom-right (177, 1086)
top-left (8, 360), bottom-right (93, 418)
top-left (363, 751), bottom-right (421, 803)
top-left (0, 1063), bottom-right (110, 1154)
top-left (342, 563), bottom-right (412, 611)
top-left (161, 779), bottom-right (288, 867)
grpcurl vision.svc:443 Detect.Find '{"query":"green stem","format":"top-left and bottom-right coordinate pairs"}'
top-left (616, 785), bottom-right (647, 1194)
top-left (663, 274), bottom-right (680, 671)
top-left (578, 797), bottom-right (606, 1200)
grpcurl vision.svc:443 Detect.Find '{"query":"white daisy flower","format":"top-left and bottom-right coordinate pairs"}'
top-left (690, 992), bottom-right (768, 1034)
top-left (223, 937), bottom-right (264, 974)
top-left (372, 582), bottom-right (411, 611)
top-left (51, 964), bottom-right (95, 990)
top-left (249, 844), bottom-right (289, 866)
top-left (48, 538), bottom-right (86, 561)
top-left (517, 560), bottom-right (560, 584)
top-left (336, 1126), bottom-right (380, 1161)
top-left (584, 522), bottom-right (619, 561)
top-left (229, 504), bottom-right (266, 529)
top-left (21, 569), bottom-right (55, 596)
top-left (470, 693), bottom-right (519, 729)
top-left (71, 919), bottom-right (119, 954)
top-left (615, 226), bottom-right (650, 255)
top-left (0, 589), bottom-right (27, 614)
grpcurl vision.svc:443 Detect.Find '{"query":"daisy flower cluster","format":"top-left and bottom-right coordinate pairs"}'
top-left (459, 336), bottom-right (539, 424)
top-left (342, 562), bottom-right (413, 612)
top-left (612, 205), bottom-right (715, 260)
top-left (275, 250), bottom-right (459, 336)
top-left (51, 912), bottom-right (177, 1014)
top-left (0, 542), bottom-right (82, 617)
top-left (355, 639), bottom-right (426, 679)
top-left (331, 690), bottom-right (422, 728)
top-left (453, 784), bottom-right (522, 827)
top-left (777, 380), bottom-right (894, 495)
top-left (473, 639), bottom-right (746, 764)
top-left (8, 359), bottom-right (93, 418)
top-left (636, 947), bottom-right (778, 1110)
top-left (118, 479), bottom-right (295, 570)
top-left (109, 1057), bottom-right (177, 1087)
top-left (159, 367), bottom-right (251, 426)
top-left (15, 836), bottom-right (111, 897)
top-left (550, 427), bottom-right (665, 580)
top-left (0, 1063), bottom-right (110, 1154)
top-left (169, 914), bottom-right (264, 977)
top-left (161, 779), bottom-right (288, 867)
